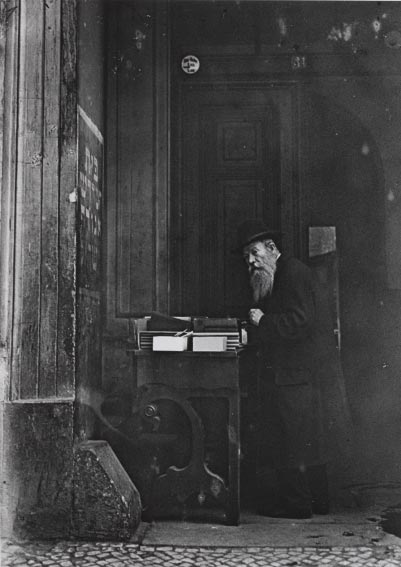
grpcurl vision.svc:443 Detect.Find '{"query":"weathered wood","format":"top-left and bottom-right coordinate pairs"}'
top-left (117, 2), bottom-right (155, 316)
top-left (76, 291), bottom-right (101, 440)
top-left (57, 0), bottom-right (77, 398)
top-left (0, 7), bottom-right (8, 201)
top-left (104, 1), bottom-right (159, 318)
top-left (39, 0), bottom-right (61, 397)
top-left (115, 3), bottom-right (136, 316)
top-left (104, 3), bottom-right (120, 333)
top-left (153, 2), bottom-right (170, 314)
top-left (0, 4), bottom-right (19, 401)
top-left (9, 0), bottom-right (77, 400)
top-left (103, 1), bottom-right (171, 396)
top-left (105, 0), bottom-right (171, 331)
top-left (75, 0), bottom-right (106, 434)
top-left (13, 0), bottom-right (45, 399)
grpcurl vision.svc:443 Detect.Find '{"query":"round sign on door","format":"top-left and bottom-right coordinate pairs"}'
top-left (181, 55), bottom-right (200, 75)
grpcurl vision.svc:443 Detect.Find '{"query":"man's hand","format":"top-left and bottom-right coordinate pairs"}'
top-left (249, 308), bottom-right (264, 326)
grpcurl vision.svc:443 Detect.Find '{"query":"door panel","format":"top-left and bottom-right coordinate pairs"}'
top-left (219, 180), bottom-right (264, 316)
top-left (171, 86), bottom-right (297, 318)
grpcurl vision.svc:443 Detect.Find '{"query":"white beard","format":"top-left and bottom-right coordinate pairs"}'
top-left (250, 269), bottom-right (274, 302)
top-left (249, 256), bottom-right (277, 303)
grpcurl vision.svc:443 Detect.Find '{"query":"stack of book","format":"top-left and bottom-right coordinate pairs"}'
top-left (192, 317), bottom-right (240, 352)
top-left (137, 315), bottom-right (241, 352)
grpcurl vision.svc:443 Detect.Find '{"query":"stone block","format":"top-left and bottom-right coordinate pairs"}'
top-left (2, 401), bottom-right (74, 540)
top-left (73, 440), bottom-right (142, 540)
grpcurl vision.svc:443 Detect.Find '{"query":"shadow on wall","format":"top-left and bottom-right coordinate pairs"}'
top-left (307, 92), bottom-right (401, 493)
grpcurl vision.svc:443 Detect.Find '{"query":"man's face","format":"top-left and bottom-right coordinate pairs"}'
top-left (243, 240), bottom-right (278, 302)
top-left (242, 240), bottom-right (276, 273)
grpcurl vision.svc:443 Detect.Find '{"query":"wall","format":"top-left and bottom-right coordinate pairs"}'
top-left (3, 401), bottom-right (75, 538)
top-left (166, 0), bottom-right (401, 500)
top-left (301, 78), bottom-right (401, 489)
top-left (169, 0), bottom-right (401, 501)
top-left (76, 0), bottom-right (105, 440)
top-left (0, 0), bottom-right (107, 538)
top-left (102, 0), bottom-right (401, 506)
top-left (9, 0), bottom-right (77, 401)
top-left (103, 0), bottom-right (169, 395)
top-left (0, 0), bottom-right (78, 538)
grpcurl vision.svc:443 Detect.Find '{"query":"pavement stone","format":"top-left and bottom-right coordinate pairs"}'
top-left (2, 541), bottom-right (401, 567)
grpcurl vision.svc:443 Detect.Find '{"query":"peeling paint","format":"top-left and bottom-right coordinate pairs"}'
top-left (29, 153), bottom-right (43, 167)
top-left (372, 18), bottom-right (381, 38)
top-left (327, 27), bottom-right (341, 41)
top-left (387, 190), bottom-right (395, 202)
top-left (278, 16), bottom-right (287, 37)
top-left (343, 24), bottom-right (353, 42)
top-left (326, 14), bottom-right (401, 48)
top-left (327, 23), bottom-right (354, 43)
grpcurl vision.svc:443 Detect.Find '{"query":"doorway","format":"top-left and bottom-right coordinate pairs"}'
top-left (102, 0), bottom-right (397, 522)
top-left (170, 84), bottom-right (298, 319)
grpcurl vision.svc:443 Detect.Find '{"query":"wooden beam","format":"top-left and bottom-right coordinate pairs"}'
top-left (9, 0), bottom-right (78, 400)
top-left (153, 1), bottom-right (170, 314)
top-left (13, 0), bottom-right (45, 399)
top-left (57, 0), bottom-right (77, 398)
top-left (39, 0), bottom-right (62, 397)
top-left (0, 3), bottom-right (19, 401)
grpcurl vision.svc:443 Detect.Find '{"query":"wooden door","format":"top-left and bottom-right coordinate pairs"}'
top-left (171, 85), bottom-right (298, 318)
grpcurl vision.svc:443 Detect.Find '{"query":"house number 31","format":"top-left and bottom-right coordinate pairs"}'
top-left (291, 55), bottom-right (307, 70)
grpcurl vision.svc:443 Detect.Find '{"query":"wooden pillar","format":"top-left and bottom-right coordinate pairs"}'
top-left (0, 0), bottom-right (78, 539)
top-left (8, 0), bottom-right (77, 401)
top-left (0, 2), bottom-right (19, 400)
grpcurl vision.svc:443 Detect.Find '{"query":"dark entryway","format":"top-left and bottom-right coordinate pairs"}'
top-left (170, 85), bottom-right (296, 319)
top-left (102, 0), bottom-right (401, 522)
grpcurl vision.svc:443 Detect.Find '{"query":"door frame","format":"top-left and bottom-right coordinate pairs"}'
top-left (170, 80), bottom-right (301, 316)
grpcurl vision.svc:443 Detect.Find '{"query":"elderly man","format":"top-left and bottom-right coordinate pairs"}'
top-left (238, 219), bottom-right (337, 519)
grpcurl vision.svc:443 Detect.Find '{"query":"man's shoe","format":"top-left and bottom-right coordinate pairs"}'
top-left (258, 506), bottom-right (312, 519)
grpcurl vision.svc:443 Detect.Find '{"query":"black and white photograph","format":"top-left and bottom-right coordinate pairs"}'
top-left (2, 1), bottom-right (401, 565)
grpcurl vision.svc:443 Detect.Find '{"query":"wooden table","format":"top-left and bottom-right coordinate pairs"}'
top-left (133, 350), bottom-right (241, 525)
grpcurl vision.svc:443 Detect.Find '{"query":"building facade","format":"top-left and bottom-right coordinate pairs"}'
top-left (2, 0), bottom-right (401, 538)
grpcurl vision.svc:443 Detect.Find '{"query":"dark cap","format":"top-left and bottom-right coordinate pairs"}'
top-left (235, 219), bottom-right (282, 252)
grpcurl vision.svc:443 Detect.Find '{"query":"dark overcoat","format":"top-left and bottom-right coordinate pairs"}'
top-left (254, 254), bottom-right (342, 470)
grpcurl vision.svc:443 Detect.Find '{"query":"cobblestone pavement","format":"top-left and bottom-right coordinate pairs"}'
top-left (2, 541), bottom-right (401, 566)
